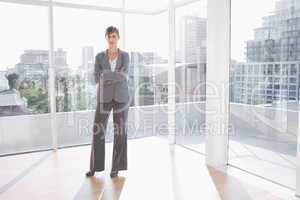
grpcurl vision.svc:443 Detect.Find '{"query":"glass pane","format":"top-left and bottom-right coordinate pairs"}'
top-left (0, 2), bottom-right (51, 154)
top-left (54, 0), bottom-right (121, 8)
top-left (53, 7), bottom-right (122, 146)
top-left (229, 0), bottom-right (298, 189)
top-left (175, 0), bottom-right (207, 153)
top-left (125, 12), bottom-right (169, 139)
top-left (126, 0), bottom-right (168, 12)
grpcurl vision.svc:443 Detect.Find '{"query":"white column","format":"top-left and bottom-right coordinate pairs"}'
top-left (168, 0), bottom-right (176, 144)
top-left (296, 110), bottom-right (300, 196)
top-left (48, 0), bottom-right (58, 150)
top-left (205, 0), bottom-right (230, 167)
top-left (296, 60), bottom-right (300, 197)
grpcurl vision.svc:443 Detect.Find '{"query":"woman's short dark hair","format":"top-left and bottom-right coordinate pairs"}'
top-left (105, 26), bottom-right (120, 38)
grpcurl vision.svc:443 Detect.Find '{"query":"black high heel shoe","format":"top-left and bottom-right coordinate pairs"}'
top-left (86, 170), bottom-right (95, 177)
top-left (110, 170), bottom-right (118, 178)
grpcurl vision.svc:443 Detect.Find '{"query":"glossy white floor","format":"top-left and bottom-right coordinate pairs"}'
top-left (0, 136), bottom-right (297, 200)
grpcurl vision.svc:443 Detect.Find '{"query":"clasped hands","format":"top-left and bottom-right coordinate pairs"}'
top-left (100, 79), bottom-right (114, 86)
top-left (98, 69), bottom-right (126, 86)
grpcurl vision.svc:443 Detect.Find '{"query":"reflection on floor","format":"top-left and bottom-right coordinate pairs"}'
top-left (175, 114), bottom-right (297, 189)
top-left (175, 135), bottom-right (206, 154)
top-left (228, 138), bottom-right (296, 190)
top-left (0, 136), bottom-right (296, 199)
top-left (175, 134), bottom-right (296, 189)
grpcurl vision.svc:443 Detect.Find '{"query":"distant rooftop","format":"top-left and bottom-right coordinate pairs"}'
top-left (0, 89), bottom-right (26, 106)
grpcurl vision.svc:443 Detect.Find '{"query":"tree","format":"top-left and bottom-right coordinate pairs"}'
top-left (5, 73), bottom-right (19, 90)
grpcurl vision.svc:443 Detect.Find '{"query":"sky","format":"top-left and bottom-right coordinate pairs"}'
top-left (0, 0), bottom-right (276, 70)
top-left (231, 0), bottom-right (276, 62)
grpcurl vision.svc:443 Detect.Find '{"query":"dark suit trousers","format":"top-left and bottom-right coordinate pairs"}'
top-left (89, 98), bottom-right (129, 172)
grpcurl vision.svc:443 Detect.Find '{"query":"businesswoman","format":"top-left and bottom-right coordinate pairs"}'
top-left (86, 26), bottom-right (130, 178)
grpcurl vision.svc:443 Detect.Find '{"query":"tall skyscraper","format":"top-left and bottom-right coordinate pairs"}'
top-left (232, 0), bottom-right (300, 105)
top-left (54, 48), bottom-right (67, 66)
top-left (179, 16), bottom-right (207, 64)
top-left (81, 46), bottom-right (94, 70)
top-left (247, 0), bottom-right (300, 62)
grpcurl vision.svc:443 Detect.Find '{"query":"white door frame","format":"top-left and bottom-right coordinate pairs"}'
top-left (167, 0), bottom-right (176, 144)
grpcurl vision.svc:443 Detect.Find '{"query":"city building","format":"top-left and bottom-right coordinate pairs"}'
top-left (81, 46), bottom-right (94, 70)
top-left (247, 0), bottom-right (300, 62)
top-left (179, 16), bottom-right (207, 64)
top-left (15, 49), bottom-right (67, 90)
top-left (231, 61), bottom-right (300, 104)
top-left (231, 0), bottom-right (300, 105)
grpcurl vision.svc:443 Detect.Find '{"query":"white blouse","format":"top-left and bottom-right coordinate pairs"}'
top-left (109, 56), bottom-right (118, 71)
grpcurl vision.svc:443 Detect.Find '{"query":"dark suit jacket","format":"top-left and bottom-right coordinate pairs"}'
top-left (94, 48), bottom-right (130, 103)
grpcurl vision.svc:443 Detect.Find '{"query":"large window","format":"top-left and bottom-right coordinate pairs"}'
top-left (0, 2), bottom-right (52, 154)
top-left (126, 13), bottom-right (168, 106)
top-left (0, 0), bottom-right (170, 153)
top-left (125, 12), bottom-right (169, 139)
top-left (229, 0), bottom-right (297, 189)
top-left (53, 7), bottom-right (121, 112)
top-left (0, 2), bottom-right (49, 117)
top-left (53, 7), bottom-right (122, 146)
top-left (174, 0), bottom-right (207, 153)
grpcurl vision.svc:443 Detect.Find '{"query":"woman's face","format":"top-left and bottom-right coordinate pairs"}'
top-left (106, 32), bottom-right (119, 47)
